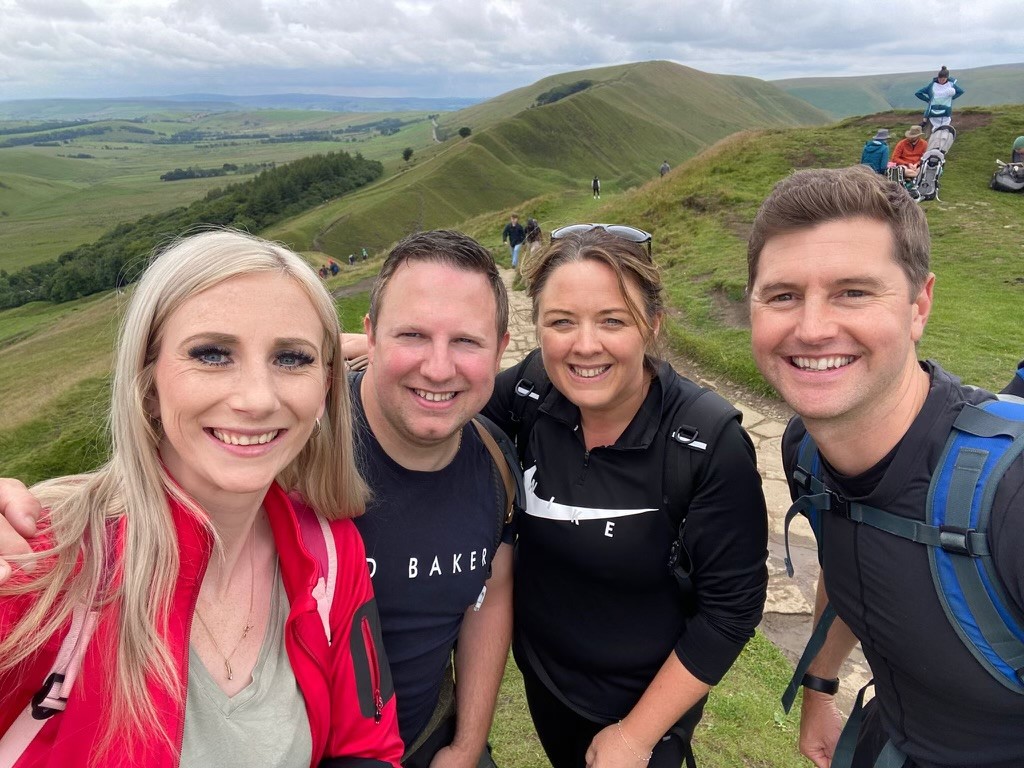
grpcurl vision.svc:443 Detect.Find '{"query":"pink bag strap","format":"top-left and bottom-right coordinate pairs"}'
top-left (0, 605), bottom-right (99, 766)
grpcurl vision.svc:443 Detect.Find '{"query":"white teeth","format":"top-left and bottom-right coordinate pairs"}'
top-left (791, 356), bottom-right (854, 371)
top-left (414, 389), bottom-right (456, 402)
top-left (212, 429), bottom-right (279, 446)
top-left (571, 365), bottom-right (609, 378)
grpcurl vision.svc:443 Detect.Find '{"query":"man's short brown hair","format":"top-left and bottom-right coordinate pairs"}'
top-left (747, 166), bottom-right (930, 295)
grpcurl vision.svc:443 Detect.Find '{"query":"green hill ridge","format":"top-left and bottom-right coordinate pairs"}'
top-left (268, 60), bottom-right (829, 256)
top-left (775, 61), bottom-right (1024, 118)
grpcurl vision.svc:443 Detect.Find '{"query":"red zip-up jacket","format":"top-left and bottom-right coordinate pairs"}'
top-left (0, 482), bottom-right (402, 768)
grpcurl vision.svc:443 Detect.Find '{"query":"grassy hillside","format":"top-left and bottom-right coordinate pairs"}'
top-left (268, 61), bottom-right (829, 257)
top-left (775, 61), bottom-right (1024, 118)
top-left (0, 110), bottom-right (434, 269)
top-left (6, 103), bottom-right (1022, 476)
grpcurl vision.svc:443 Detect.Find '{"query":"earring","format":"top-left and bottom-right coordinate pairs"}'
top-left (313, 418), bottom-right (322, 437)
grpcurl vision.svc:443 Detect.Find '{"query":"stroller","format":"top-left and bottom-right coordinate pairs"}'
top-left (990, 159), bottom-right (1024, 193)
top-left (916, 125), bottom-right (956, 201)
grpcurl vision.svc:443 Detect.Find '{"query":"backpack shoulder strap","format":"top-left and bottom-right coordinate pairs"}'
top-left (471, 416), bottom-right (525, 559)
top-left (293, 497), bottom-right (338, 644)
top-left (661, 384), bottom-right (742, 603)
top-left (926, 397), bottom-right (1024, 694)
top-left (507, 349), bottom-right (551, 466)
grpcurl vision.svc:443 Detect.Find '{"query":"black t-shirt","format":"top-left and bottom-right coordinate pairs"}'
top-left (349, 374), bottom-right (505, 745)
top-left (483, 355), bottom-right (768, 721)
top-left (783, 362), bottom-right (1024, 768)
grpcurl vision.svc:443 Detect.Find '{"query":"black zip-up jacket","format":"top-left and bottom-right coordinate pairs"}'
top-left (483, 355), bottom-right (768, 721)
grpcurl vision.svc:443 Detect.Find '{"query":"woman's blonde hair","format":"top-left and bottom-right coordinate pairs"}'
top-left (0, 228), bottom-right (366, 756)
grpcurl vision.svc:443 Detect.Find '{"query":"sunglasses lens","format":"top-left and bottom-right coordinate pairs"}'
top-left (550, 223), bottom-right (652, 245)
top-left (604, 225), bottom-right (652, 244)
top-left (550, 224), bottom-right (597, 239)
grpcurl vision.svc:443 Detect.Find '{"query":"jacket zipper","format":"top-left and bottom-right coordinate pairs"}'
top-left (360, 616), bottom-right (383, 723)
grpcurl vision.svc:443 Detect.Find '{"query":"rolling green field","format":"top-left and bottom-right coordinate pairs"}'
top-left (0, 110), bottom-right (435, 269)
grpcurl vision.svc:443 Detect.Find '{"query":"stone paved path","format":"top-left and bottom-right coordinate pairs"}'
top-left (498, 268), bottom-right (869, 713)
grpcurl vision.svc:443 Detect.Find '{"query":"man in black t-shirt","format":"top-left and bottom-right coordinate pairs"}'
top-left (747, 166), bottom-right (1024, 768)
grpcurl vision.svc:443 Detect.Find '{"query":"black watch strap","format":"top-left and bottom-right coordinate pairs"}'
top-left (801, 673), bottom-right (840, 695)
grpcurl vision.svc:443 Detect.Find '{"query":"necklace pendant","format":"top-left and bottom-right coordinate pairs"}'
top-left (225, 659), bottom-right (233, 680)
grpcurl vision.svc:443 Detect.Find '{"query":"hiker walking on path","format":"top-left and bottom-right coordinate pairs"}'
top-left (747, 166), bottom-right (1024, 768)
top-left (483, 224), bottom-right (768, 768)
top-left (592, 176), bottom-right (601, 199)
top-left (915, 66), bottom-right (964, 133)
top-left (502, 213), bottom-right (526, 269)
top-left (660, 160), bottom-right (671, 178)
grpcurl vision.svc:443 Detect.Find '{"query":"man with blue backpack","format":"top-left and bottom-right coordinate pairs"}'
top-left (747, 165), bottom-right (1024, 768)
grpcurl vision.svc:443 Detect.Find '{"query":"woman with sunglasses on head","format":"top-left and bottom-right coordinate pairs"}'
top-left (482, 225), bottom-right (768, 768)
top-left (0, 230), bottom-right (402, 768)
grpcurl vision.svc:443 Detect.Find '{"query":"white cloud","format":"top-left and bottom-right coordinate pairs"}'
top-left (0, 0), bottom-right (1021, 100)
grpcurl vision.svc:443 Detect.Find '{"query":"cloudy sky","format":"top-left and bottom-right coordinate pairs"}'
top-left (2, 0), bottom-right (1022, 101)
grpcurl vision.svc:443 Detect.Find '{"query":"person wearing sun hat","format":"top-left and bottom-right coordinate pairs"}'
top-left (860, 127), bottom-right (890, 174)
top-left (915, 65), bottom-right (965, 132)
top-left (890, 124), bottom-right (928, 179)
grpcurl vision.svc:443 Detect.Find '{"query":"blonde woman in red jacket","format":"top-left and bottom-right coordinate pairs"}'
top-left (0, 230), bottom-right (402, 768)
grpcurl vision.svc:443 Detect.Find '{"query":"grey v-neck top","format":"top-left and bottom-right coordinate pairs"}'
top-left (181, 565), bottom-right (312, 767)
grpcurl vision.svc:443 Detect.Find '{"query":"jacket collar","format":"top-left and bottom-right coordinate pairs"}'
top-left (539, 360), bottom-right (671, 449)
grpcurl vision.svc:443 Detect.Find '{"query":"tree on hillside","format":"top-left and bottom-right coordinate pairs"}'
top-left (402, 147), bottom-right (414, 162)
top-left (458, 126), bottom-right (472, 138)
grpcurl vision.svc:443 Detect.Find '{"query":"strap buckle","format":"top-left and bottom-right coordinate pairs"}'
top-left (670, 426), bottom-right (707, 451)
top-left (938, 525), bottom-right (980, 556)
top-left (31, 672), bottom-right (67, 720)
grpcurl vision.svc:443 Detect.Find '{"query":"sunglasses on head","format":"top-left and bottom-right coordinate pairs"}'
top-left (549, 223), bottom-right (653, 255)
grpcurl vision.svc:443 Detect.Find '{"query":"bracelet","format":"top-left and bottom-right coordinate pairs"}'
top-left (801, 673), bottom-right (840, 695)
top-left (616, 721), bottom-right (653, 762)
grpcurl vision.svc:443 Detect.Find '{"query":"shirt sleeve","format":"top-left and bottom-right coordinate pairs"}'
top-left (672, 418), bottom-right (769, 685)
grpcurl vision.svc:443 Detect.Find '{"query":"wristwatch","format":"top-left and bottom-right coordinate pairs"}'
top-left (801, 673), bottom-right (840, 695)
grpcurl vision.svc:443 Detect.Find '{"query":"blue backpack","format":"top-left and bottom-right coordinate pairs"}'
top-left (781, 395), bottom-right (1024, 768)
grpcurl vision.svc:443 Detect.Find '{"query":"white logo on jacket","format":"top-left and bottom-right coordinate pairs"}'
top-left (523, 465), bottom-right (656, 537)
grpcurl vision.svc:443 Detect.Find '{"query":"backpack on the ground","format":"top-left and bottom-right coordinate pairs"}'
top-left (990, 160), bottom-right (1024, 193)
top-left (916, 125), bottom-right (956, 201)
top-left (780, 394), bottom-right (1024, 768)
top-left (505, 349), bottom-right (741, 601)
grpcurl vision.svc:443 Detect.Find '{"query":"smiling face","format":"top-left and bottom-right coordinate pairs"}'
top-left (749, 216), bottom-right (933, 430)
top-left (537, 259), bottom-right (658, 430)
top-left (150, 272), bottom-right (329, 511)
top-left (363, 260), bottom-right (509, 469)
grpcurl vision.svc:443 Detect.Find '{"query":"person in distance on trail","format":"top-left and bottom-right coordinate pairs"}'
top-left (592, 175), bottom-right (601, 199)
top-left (482, 224), bottom-right (768, 768)
top-left (915, 66), bottom-right (964, 134)
top-left (0, 229), bottom-right (516, 768)
top-left (660, 160), bottom-right (671, 178)
top-left (501, 213), bottom-right (526, 269)
top-left (0, 229), bottom-right (402, 767)
top-left (747, 165), bottom-right (1024, 768)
